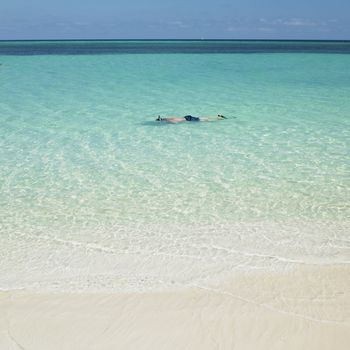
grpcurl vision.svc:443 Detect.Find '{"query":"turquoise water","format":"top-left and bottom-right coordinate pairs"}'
top-left (0, 41), bottom-right (349, 291)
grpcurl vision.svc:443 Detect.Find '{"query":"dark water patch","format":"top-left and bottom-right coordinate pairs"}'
top-left (1, 40), bottom-right (350, 55)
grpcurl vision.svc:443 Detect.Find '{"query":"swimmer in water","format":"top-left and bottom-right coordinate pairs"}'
top-left (156, 115), bottom-right (227, 123)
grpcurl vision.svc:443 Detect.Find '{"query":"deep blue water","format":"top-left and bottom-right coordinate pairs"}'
top-left (1, 40), bottom-right (350, 55)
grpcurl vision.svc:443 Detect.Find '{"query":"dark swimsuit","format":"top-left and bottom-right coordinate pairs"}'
top-left (184, 115), bottom-right (200, 122)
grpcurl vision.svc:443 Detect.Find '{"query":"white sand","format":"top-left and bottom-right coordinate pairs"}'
top-left (0, 265), bottom-right (349, 350)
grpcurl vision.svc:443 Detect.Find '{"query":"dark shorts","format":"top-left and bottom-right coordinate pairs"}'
top-left (184, 115), bottom-right (200, 122)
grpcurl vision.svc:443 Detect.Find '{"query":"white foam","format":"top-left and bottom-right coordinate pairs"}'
top-left (1, 221), bottom-right (349, 292)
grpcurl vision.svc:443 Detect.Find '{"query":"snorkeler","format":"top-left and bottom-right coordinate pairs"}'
top-left (156, 115), bottom-right (227, 123)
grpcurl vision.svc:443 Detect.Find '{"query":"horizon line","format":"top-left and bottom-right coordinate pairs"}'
top-left (1, 38), bottom-right (349, 43)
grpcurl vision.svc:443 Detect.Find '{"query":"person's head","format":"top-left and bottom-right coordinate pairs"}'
top-left (156, 115), bottom-right (161, 121)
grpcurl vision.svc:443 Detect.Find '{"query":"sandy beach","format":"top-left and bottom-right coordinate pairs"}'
top-left (1, 265), bottom-right (349, 350)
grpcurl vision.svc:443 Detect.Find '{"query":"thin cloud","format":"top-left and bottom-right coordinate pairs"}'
top-left (227, 26), bottom-right (248, 32)
top-left (260, 18), bottom-right (318, 27)
top-left (168, 20), bottom-right (190, 29)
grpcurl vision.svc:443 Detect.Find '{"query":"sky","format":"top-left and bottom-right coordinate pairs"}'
top-left (0, 0), bottom-right (349, 40)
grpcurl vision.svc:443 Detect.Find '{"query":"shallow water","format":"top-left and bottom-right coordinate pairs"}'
top-left (0, 41), bottom-right (349, 291)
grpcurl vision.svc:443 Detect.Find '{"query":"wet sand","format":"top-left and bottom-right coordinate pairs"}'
top-left (1, 265), bottom-right (349, 350)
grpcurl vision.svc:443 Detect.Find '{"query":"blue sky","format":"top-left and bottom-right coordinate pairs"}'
top-left (1, 0), bottom-right (349, 40)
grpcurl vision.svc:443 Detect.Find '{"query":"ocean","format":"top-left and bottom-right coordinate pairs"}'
top-left (0, 40), bottom-right (349, 292)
